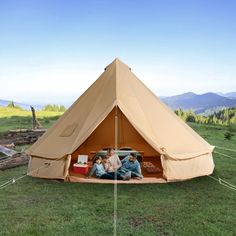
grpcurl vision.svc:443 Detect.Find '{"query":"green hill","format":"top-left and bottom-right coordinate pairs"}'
top-left (0, 107), bottom-right (63, 132)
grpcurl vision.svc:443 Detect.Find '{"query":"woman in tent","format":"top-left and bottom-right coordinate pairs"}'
top-left (106, 148), bottom-right (122, 172)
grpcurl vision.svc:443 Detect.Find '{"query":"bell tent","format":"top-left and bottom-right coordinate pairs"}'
top-left (27, 58), bottom-right (214, 183)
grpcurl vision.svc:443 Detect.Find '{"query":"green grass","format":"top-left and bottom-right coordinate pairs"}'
top-left (0, 113), bottom-right (236, 235)
top-left (0, 107), bottom-right (63, 132)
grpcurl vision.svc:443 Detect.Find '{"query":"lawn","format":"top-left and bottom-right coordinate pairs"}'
top-left (0, 107), bottom-right (63, 132)
top-left (0, 111), bottom-right (236, 236)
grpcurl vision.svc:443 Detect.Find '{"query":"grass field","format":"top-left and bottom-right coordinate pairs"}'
top-left (0, 108), bottom-right (236, 236)
top-left (0, 107), bottom-right (63, 132)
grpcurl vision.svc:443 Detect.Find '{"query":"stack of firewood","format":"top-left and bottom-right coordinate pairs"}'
top-left (0, 129), bottom-right (46, 146)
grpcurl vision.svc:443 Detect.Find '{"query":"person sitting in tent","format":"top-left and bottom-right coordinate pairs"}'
top-left (119, 153), bottom-right (143, 179)
top-left (87, 156), bottom-right (130, 180)
top-left (102, 156), bottom-right (115, 173)
top-left (106, 148), bottom-right (122, 172)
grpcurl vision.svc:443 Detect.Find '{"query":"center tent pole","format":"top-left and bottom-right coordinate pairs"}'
top-left (115, 105), bottom-right (118, 150)
top-left (114, 105), bottom-right (118, 236)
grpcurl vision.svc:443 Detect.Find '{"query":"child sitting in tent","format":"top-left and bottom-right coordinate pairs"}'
top-left (102, 155), bottom-right (115, 172)
top-left (87, 156), bottom-right (131, 180)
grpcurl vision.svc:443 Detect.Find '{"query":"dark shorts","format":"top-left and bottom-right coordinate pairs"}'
top-left (100, 172), bottom-right (123, 180)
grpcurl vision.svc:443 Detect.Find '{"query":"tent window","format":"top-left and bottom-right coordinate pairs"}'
top-left (60, 123), bottom-right (78, 137)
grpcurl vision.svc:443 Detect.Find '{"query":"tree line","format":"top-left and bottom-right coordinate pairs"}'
top-left (42, 104), bottom-right (66, 112)
top-left (7, 101), bottom-right (66, 112)
top-left (175, 107), bottom-right (236, 125)
top-left (6, 101), bottom-right (236, 125)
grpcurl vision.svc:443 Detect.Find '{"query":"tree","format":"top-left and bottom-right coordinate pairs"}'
top-left (186, 109), bottom-right (196, 123)
top-left (59, 105), bottom-right (66, 112)
top-left (7, 101), bottom-right (15, 108)
top-left (186, 114), bottom-right (195, 122)
top-left (7, 101), bottom-right (24, 110)
top-left (43, 104), bottom-right (66, 112)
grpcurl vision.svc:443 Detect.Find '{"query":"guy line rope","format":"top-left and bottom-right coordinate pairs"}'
top-left (214, 146), bottom-right (236, 153)
top-left (208, 145), bottom-right (236, 191)
top-left (208, 175), bottom-right (236, 191)
top-left (0, 157), bottom-right (62, 190)
top-left (212, 145), bottom-right (236, 161)
top-left (213, 150), bottom-right (236, 160)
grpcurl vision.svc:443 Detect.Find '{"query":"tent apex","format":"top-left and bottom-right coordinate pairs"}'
top-left (110, 57), bottom-right (131, 71)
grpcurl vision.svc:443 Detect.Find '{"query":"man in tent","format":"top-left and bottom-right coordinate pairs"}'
top-left (119, 153), bottom-right (143, 179)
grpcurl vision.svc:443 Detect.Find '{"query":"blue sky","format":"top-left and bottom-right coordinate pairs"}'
top-left (0, 0), bottom-right (236, 105)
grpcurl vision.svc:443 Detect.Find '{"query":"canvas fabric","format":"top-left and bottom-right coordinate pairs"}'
top-left (27, 58), bottom-right (215, 181)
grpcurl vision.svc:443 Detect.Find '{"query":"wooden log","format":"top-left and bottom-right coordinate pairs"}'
top-left (1, 143), bottom-right (15, 149)
top-left (0, 129), bottom-right (46, 146)
top-left (0, 152), bottom-right (30, 170)
top-left (30, 106), bottom-right (43, 129)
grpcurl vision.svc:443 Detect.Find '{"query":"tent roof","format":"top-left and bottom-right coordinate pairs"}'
top-left (27, 58), bottom-right (213, 160)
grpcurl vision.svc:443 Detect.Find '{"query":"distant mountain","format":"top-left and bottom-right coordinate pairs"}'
top-left (0, 99), bottom-right (42, 110)
top-left (216, 92), bottom-right (236, 99)
top-left (161, 92), bottom-right (236, 114)
top-left (1, 91), bottom-right (236, 114)
top-left (223, 92), bottom-right (236, 99)
top-left (0, 99), bottom-right (10, 107)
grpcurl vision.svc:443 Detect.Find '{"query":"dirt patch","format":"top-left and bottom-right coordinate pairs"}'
top-left (130, 215), bottom-right (159, 227)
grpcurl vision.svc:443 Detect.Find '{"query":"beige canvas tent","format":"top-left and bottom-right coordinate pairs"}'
top-left (26, 58), bottom-right (214, 182)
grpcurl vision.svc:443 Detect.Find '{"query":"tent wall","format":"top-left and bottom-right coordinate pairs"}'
top-left (26, 62), bottom-right (117, 159)
top-left (27, 156), bottom-right (70, 179)
top-left (72, 107), bottom-right (160, 161)
top-left (161, 153), bottom-right (214, 181)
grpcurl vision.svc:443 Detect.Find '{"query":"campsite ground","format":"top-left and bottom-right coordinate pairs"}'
top-left (0, 108), bottom-right (236, 236)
